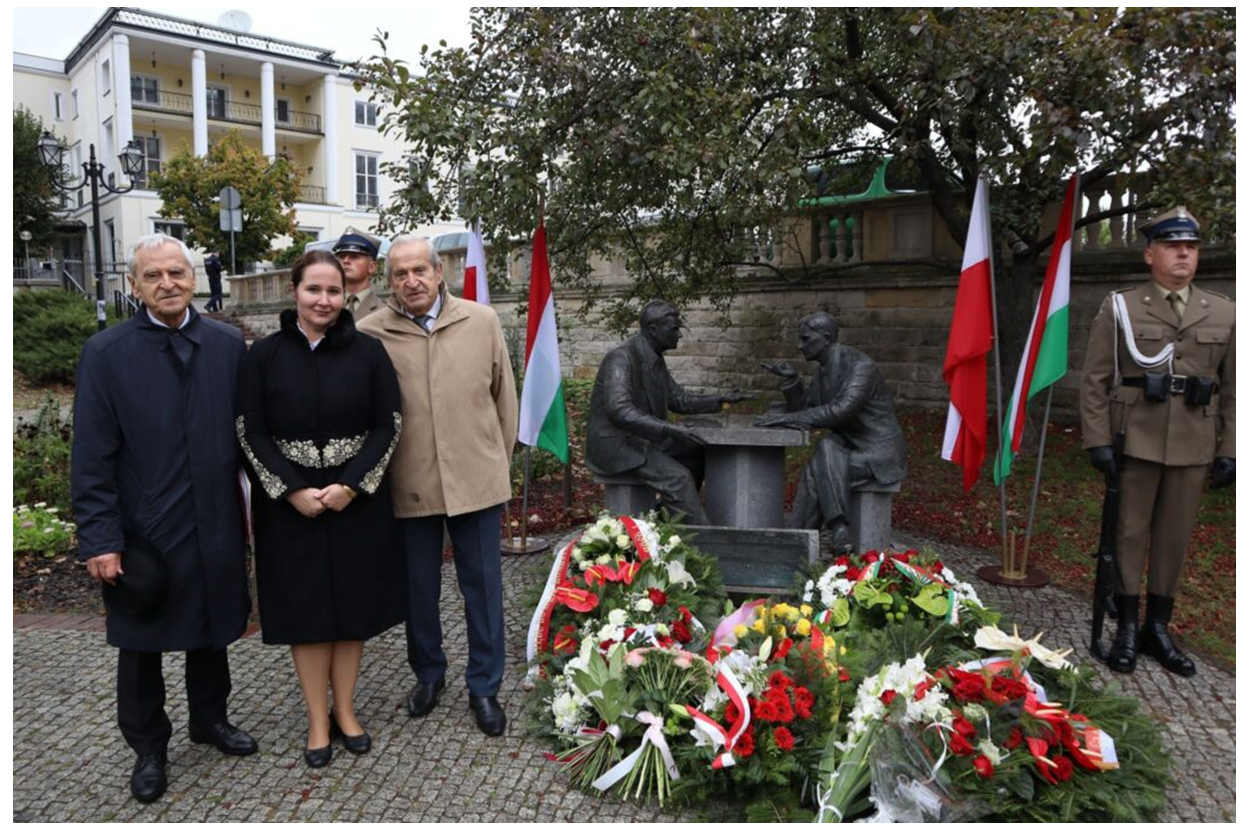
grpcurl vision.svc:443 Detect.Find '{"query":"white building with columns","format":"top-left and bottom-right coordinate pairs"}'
top-left (13, 7), bottom-right (453, 297)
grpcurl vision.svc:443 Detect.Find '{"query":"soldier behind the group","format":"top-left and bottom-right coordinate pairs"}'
top-left (333, 227), bottom-right (384, 318)
top-left (1079, 206), bottom-right (1235, 677)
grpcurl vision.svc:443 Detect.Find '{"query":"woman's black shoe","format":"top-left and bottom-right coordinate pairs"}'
top-left (331, 714), bottom-right (372, 755)
top-left (303, 744), bottom-right (332, 768)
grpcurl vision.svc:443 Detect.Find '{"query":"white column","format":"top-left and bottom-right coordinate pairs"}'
top-left (112, 34), bottom-right (133, 150)
top-left (260, 62), bottom-right (276, 160)
top-left (192, 49), bottom-right (208, 155)
top-left (322, 73), bottom-right (339, 204)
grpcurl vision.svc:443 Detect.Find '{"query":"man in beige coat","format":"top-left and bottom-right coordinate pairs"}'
top-left (358, 235), bottom-right (518, 735)
top-left (1080, 206), bottom-right (1235, 677)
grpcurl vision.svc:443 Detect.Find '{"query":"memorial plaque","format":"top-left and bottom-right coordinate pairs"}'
top-left (685, 525), bottom-right (819, 595)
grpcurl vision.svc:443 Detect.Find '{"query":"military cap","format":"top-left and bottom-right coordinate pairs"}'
top-left (1138, 206), bottom-right (1201, 244)
top-left (333, 226), bottom-right (382, 258)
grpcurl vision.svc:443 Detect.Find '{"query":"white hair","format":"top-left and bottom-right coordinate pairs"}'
top-left (126, 233), bottom-right (196, 276)
top-left (385, 234), bottom-right (442, 277)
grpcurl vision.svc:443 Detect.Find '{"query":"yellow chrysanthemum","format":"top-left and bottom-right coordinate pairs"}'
top-left (796, 619), bottom-right (812, 637)
top-left (800, 604), bottom-right (813, 618)
top-left (774, 624), bottom-right (788, 638)
top-left (733, 624), bottom-right (748, 639)
top-left (752, 619), bottom-right (767, 633)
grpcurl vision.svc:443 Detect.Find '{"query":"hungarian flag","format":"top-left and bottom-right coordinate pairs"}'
top-left (994, 174), bottom-right (1078, 483)
top-left (518, 222), bottom-right (570, 462)
top-left (462, 219), bottom-right (490, 304)
top-left (942, 176), bottom-right (995, 492)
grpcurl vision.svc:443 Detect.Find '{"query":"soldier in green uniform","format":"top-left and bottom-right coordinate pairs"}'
top-left (1080, 206), bottom-right (1235, 677)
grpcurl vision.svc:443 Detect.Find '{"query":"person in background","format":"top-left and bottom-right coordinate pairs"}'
top-left (204, 251), bottom-right (224, 313)
top-left (334, 227), bottom-right (384, 319)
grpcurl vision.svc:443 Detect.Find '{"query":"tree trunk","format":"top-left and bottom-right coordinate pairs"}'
top-left (993, 253), bottom-right (1043, 458)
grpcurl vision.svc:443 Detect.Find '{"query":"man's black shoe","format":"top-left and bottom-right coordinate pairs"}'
top-left (1141, 594), bottom-right (1197, 677)
top-left (469, 695), bottom-right (506, 737)
top-left (189, 721), bottom-right (259, 756)
top-left (407, 677), bottom-right (445, 718)
top-left (1106, 594), bottom-right (1139, 674)
top-left (130, 752), bottom-right (167, 803)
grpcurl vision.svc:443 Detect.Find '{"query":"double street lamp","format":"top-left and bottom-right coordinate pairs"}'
top-left (38, 131), bottom-right (146, 331)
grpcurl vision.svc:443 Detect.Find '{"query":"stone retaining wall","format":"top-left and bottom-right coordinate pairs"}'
top-left (224, 250), bottom-right (1234, 422)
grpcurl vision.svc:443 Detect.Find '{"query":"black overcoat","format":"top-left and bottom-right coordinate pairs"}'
top-left (236, 309), bottom-right (406, 644)
top-left (71, 308), bottom-right (251, 652)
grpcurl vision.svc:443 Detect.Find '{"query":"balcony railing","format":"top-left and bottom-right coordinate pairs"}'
top-left (133, 89), bottom-right (322, 134)
top-left (297, 184), bottom-right (327, 204)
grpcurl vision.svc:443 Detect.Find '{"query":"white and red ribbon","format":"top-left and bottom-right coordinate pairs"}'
top-left (590, 711), bottom-right (680, 791)
top-left (686, 665), bottom-right (751, 769)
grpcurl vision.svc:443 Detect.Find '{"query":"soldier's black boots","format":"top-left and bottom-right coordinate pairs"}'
top-left (1106, 594), bottom-right (1139, 673)
top-left (1140, 593), bottom-right (1197, 677)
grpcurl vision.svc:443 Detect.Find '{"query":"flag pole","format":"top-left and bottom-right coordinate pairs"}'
top-left (521, 446), bottom-right (532, 549)
top-left (982, 174), bottom-right (1010, 556)
top-left (1021, 386), bottom-right (1055, 573)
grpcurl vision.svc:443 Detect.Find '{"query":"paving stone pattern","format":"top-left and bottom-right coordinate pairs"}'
top-left (12, 534), bottom-right (1235, 821)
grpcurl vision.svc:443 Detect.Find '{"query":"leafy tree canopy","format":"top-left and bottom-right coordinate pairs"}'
top-left (353, 8), bottom-right (1234, 335)
top-left (151, 130), bottom-right (301, 266)
top-left (14, 106), bottom-right (64, 253)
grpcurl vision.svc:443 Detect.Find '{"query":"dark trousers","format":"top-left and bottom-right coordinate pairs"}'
top-left (400, 505), bottom-right (505, 697)
top-left (117, 647), bottom-right (231, 755)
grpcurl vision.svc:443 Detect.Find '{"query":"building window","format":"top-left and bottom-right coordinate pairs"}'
top-left (153, 220), bottom-right (186, 241)
top-left (101, 59), bottom-right (111, 95)
top-left (354, 100), bottom-right (378, 127)
top-left (354, 152), bottom-right (379, 210)
top-left (207, 86), bottom-right (228, 119)
top-left (133, 136), bottom-right (161, 188)
top-left (71, 89), bottom-right (79, 119)
top-left (276, 97), bottom-right (291, 124)
top-left (52, 91), bottom-right (64, 122)
top-left (130, 74), bottom-right (159, 105)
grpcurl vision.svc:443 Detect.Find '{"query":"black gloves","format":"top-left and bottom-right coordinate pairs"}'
top-left (1210, 457), bottom-right (1235, 489)
top-left (1088, 446), bottom-right (1118, 479)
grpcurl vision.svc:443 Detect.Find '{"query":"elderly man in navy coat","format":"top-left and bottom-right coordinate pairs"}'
top-left (72, 233), bottom-right (257, 803)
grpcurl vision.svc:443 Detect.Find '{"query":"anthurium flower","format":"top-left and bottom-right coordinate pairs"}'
top-left (554, 582), bottom-right (599, 613)
top-left (973, 625), bottom-right (1074, 670)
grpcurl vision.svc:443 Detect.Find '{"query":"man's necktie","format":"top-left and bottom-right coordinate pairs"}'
top-left (1166, 292), bottom-right (1183, 325)
top-left (347, 295), bottom-right (359, 313)
top-left (420, 315), bottom-right (433, 333)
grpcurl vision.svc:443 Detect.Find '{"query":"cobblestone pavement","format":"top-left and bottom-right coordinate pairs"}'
top-left (12, 531), bottom-right (1235, 821)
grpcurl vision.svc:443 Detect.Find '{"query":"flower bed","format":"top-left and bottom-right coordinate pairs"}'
top-left (525, 516), bottom-right (1169, 821)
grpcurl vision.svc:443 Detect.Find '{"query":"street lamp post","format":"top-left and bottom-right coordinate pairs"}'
top-left (38, 131), bottom-right (145, 331)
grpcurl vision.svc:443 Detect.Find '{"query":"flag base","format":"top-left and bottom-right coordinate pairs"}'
top-left (501, 535), bottom-right (551, 556)
top-left (976, 564), bottom-right (1048, 588)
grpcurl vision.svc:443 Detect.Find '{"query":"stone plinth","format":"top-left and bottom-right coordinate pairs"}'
top-left (593, 475), bottom-right (656, 517)
top-left (685, 526), bottom-right (819, 595)
top-left (849, 481), bottom-right (902, 553)
top-left (682, 413), bottom-right (808, 529)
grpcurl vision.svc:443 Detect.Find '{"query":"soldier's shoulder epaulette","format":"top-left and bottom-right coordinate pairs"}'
top-left (1199, 287), bottom-right (1234, 303)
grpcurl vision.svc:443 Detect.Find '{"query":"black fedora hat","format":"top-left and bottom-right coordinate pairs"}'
top-left (102, 534), bottom-right (169, 617)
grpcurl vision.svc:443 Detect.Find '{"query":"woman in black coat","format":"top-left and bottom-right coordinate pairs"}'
top-left (236, 250), bottom-right (405, 767)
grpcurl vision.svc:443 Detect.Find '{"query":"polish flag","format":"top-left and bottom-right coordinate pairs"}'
top-left (462, 219), bottom-right (490, 304)
top-left (942, 176), bottom-right (995, 491)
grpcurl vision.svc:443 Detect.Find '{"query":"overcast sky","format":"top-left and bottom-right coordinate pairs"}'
top-left (11, 5), bottom-right (473, 65)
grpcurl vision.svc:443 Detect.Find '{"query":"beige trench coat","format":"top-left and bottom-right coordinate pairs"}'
top-left (358, 290), bottom-right (518, 517)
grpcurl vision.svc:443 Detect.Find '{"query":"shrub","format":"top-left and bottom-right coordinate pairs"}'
top-left (13, 503), bottom-right (76, 558)
top-left (13, 397), bottom-right (73, 510)
top-left (12, 291), bottom-right (105, 384)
